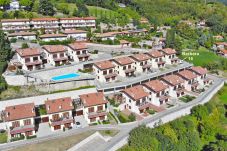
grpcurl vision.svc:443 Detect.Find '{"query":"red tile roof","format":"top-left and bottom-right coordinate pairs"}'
top-left (62, 29), bottom-right (87, 34)
top-left (79, 92), bottom-right (108, 107)
top-left (45, 97), bottom-right (73, 114)
top-left (120, 40), bottom-right (130, 44)
top-left (113, 56), bottom-right (134, 65)
top-left (147, 50), bottom-right (164, 58)
top-left (16, 48), bottom-right (41, 57)
top-left (4, 103), bottom-right (35, 121)
top-left (190, 66), bottom-right (207, 75)
top-left (220, 49), bottom-right (227, 54)
top-left (1, 19), bottom-right (29, 22)
top-left (43, 45), bottom-right (67, 53)
top-left (162, 74), bottom-right (184, 86)
top-left (122, 85), bottom-right (149, 101)
top-left (39, 34), bottom-right (67, 38)
top-left (143, 80), bottom-right (168, 93)
top-left (94, 60), bottom-right (115, 70)
top-left (161, 48), bottom-right (176, 55)
top-left (68, 42), bottom-right (87, 50)
top-left (32, 18), bottom-right (58, 21)
top-left (130, 53), bottom-right (150, 61)
top-left (8, 32), bottom-right (36, 37)
top-left (177, 70), bottom-right (197, 80)
top-left (215, 42), bottom-right (227, 46)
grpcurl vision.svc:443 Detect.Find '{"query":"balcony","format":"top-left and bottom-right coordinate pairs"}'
top-left (88, 110), bottom-right (108, 119)
top-left (104, 72), bottom-right (117, 79)
top-left (10, 124), bottom-right (35, 135)
top-left (191, 81), bottom-right (199, 87)
top-left (25, 60), bottom-right (42, 66)
top-left (142, 64), bottom-right (151, 69)
top-left (125, 68), bottom-right (135, 74)
top-left (138, 101), bottom-right (152, 110)
top-left (53, 57), bottom-right (68, 62)
top-left (50, 117), bottom-right (74, 126)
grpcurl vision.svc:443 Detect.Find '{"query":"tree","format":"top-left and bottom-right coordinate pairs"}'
top-left (21, 43), bottom-right (29, 49)
top-left (38, 0), bottom-right (55, 16)
top-left (0, 0), bottom-right (10, 9)
top-left (166, 29), bottom-right (176, 48)
top-left (128, 113), bottom-right (136, 122)
top-left (19, 0), bottom-right (33, 10)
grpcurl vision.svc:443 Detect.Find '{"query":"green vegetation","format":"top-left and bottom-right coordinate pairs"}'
top-left (147, 109), bottom-right (156, 115)
top-left (119, 84), bottom-right (227, 151)
top-left (10, 135), bottom-right (25, 142)
top-left (0, 132), bottom-right (7, 144)
top-left (108, 112), bottom-right (119, 124)
top-left (39, 39), bottom-right (75, 46)
top-left (115, 111), bottom-right (136, 123)
top-left (38, 105), bottom-right (47, 115)
top-left (179, 95), bottom-right (196, 103)
top-left (26, 135), bottom-right (37, 139)
top-left (99, 130), bottom-right (119, 137)
top-left (78, 68), bottom-right (93, 73)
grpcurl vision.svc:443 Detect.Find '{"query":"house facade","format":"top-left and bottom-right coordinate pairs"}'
top-left (146, 50), bottom-right (165, 68)
top-left (39, 34), bottom-right (68, 42)
top-left (4, 103), bottom-right (36, 138)
top-left (43, 45), bottom-right (68, 66)
top-left (31, 18), bottom-right (59, 32)
top-left (59, 17), bottom-right (96, 29)
top-left (8, 32), bottom-right (36, 41)
top-left (161, 74), bottom-right (185, 98)
top-left (130, 53), bottom-right (151, 73)
top-left (1, 19), bottom-right (30, 32)
top-left (177, 70), bottom-right (199, 91)
top-left (67, 42), bottom-right (89, 62)
top-left (45, 97), bottom-right (74, 131)
top-left (113, 56), bottom-right (135, 77)
top-left (79, 92), bottom-right (108, 124)
top-left (121, 85), bottom-right (150, 114)
top-left (62, 29), bottom-right (87, 41)
top-left (143, 80), bottom-right (169, 106)
top-left (16, 48), bottom-right (43, 71)
top-left (161, 48), bottom-right (178, 65)
top-left (93, 60), bottom-right (117, 83)
top-left (190, 66), bottom-right (211, 88)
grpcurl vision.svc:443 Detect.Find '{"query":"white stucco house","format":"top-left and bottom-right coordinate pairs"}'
top-left (67, 42), bottom-right (89, 62)
top-left (45, 97), bottom-right (74, 131)
top-left (112, 56), bottom-right (135, 77)
top-left (146, 50), bottom-right (165, 68)
top-left (16, 48), bottom-right (43, 71)
top-left (130, 53), bottom-right (151, 73)
top-left (177, 70), bottom-right (199, 91)
top-left (3, 103), bottom-right (36, 139)
top-left (161, 48), bottom-right (178, 65)
top-left (62, 29), bottom-right (87, 41)
top-left (39, 34), bottom-right (68, 42)
top-left (42, 45), bottom-right (68, 66)
top-left (79, 92), bottom-right (108, 124)
top-left (8, 32), bottom-right (36, 41)
top-left (93, 60), bottom-right (117, 83)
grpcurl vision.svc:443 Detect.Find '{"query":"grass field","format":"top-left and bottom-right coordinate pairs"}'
top-left (180, 47), bottom-right (222, 66)
top-left (88, 6), bottom-right (118, 19)
top-left (0, 132), bottom-right (7, 144)
top-left (12, 131), bottom-right (94, 151)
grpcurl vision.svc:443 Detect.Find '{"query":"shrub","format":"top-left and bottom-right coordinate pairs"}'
top-left (128, 113), bottom-right (136, 122)
top-left (10, 38), bottom-right (17, 43)
top-left (10, 135), bottom-right (25, 142)
top-left (26, 135), bottom-right (36, 139)
top-left (118, 114), bottom-right (128, 123)
top-left (147, 109), bottom-right (155, 115)
top-left (21, 43), bottom-right (29, 49)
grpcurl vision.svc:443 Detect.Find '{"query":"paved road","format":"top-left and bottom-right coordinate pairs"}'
top-left (0, 77), bottom-right (224, 151)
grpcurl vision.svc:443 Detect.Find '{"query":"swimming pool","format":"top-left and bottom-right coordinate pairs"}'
top-left (51, 73), bottom-right (80, 81)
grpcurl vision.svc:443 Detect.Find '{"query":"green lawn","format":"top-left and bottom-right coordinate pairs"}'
top-left (0, 132), bottom-right (7, 144)
top-left (180, 47), bottom-right (222, 66)
top-left (88, 6), bottom-right (118, 19)
top-left (218, 85), bottom-right (227, 103)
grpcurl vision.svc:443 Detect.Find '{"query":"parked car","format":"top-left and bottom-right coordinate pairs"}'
top-left (75, 121), bottom-right (81, 128)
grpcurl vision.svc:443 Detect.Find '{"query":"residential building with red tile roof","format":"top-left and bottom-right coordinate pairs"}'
top-left (31, 18), bottom-right (59, 32)
top-left (143, 80), bottom-right (170, 106)
top-left (177, 70), bottom-right (199, 91)
top-left (59, 17), bottom-right (96, 29)
top-left (4, 103), bottom-right (36, 138)
top-left (16, 48), bottom-right (43, 71)
top-left (39, 34), bottom-right (68, 42)
top-left (62, 29), bottom-right (87, 41)
top-left (113, 56), bottom-right (135, 77)
top-left (43, 45), bottom-right (68, 66)
top-left (1, 18), bottom-right (30, 32)
top-left (93, 60), bottom-right (117, 83)
top-left (45, 97), bottom-right (74, 131)
top-left (130, 54), bottom-right (152, 73)
top-left (8, 32), bottom-right (36, 41)
top-left (67, 42), bottom-right (89, 62)
top-left (161, 74), bottom-right (185, 98)
top-left (161, 48), bottom-right (179, 65)
top-left (121, 85), bottom-right (152, 114)
top-left (146, 50), bottom-right (165, 68)
top-left (218, 49), bottom-right (227, 58)
top-left (78, 92), bottom-right (108, 123)
top-left (190, 66), bottom-right (211, 87)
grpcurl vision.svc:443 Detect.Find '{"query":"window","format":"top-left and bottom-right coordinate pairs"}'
top-left (33, 57), bottom-right (38, 61)
top-left (12, 121), bottom-right (20, 127)
top-left (24, 119), bottom-right (31, 125)
top-left (63, 112), bottom-right (69, 118)
top-left (60, 53), bottom-right (64, 57)
top-left (25, 131), bottom-right (32, 136)
top-left (129, 99), bottom-right (131, 103)
top-left (97, 105), bottom-right (103, 111)
top-left (90, 118), bottom-right (96, 122)
top-left (123, 66), bottom-right (126, 70)
top-left (128, 65), bottom-right (131, 69)
top-left (76, 51), bottom-right (80, 55)
top-left (25, 58), bottom-right (30, 63)
top-left (88, 107), bottom-right (94, 113)
top-left (103, 70), bottom-right (107, 75)
top-left (52, 114), bottom-right (60, 121)
top-left (109, 69), bottom-right (113, 73)
top-left (53, 54), bottom-right (57, 58)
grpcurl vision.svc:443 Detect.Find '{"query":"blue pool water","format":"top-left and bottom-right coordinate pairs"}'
top-left (51, 73), bottom-right (80, 81)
